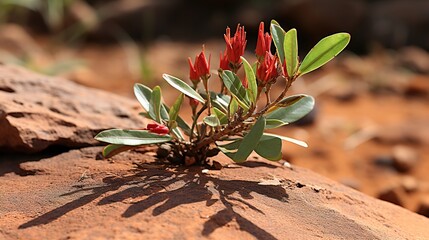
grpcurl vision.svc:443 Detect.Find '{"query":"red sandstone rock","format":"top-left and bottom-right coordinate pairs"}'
top-left (0, 65), bottom-right (144, 153)
top-left (0, 147), bottom-right (428, 240)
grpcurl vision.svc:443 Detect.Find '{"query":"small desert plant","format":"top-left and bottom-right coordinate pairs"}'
top-left (95, 20), bottom-right (350, 165)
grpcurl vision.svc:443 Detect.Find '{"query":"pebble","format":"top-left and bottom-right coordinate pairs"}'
top-left (392, 145), bottom-right (419, 172)
top-left (283, 161), bottom-right (292, 169)
top-left (211, 160), bottom-right (223, 170)
top-left (201, 169), bottom-right (209, 174)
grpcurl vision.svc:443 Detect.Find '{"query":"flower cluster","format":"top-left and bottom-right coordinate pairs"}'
top-left (188, 21), bottom-right (281, 89)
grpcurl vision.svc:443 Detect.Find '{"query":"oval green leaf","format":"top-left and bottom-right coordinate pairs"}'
top-left (299, 33), bottom-right (350, 76)
top-left (220, 70), bottom-right (249, 110)
top-left (212, 107), bottom-right (228, 125)
top-left (134, 83), bottom-right (152, 112)
top-left (232, 116), bottom-right (266, 162)
top-left (169, 93), bottom-right (184, 122)
top-left (162, 74), bottom-right (205, 103)
top-left (255, 135), bottom-right (282, 161)
top-left (102, 144), bottom-right (138, 158)
top-left (149, 86), bottom-right (162, 123)
top-left (270, 20), bottom-right (286, 67)
top-left (266, 95), bottom-right (314, 124)
top-left (241, 56), bottom-right (257, 103)
top-left (284, 28), bottom-right (298, 77)
top-left (95, 129), bottom-right (172, 146)
top-left (203, 114), bottom-right (220, 127)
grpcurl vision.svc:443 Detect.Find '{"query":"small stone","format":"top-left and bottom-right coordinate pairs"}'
top-left (201, 169), bottom-right (209, 174)
top-left (211, 160), bottom-right (223, 170)
top-left (184, 156), bottom-right (196, 166)
top-left (392, 145), bottom-right (419, 172)
top-left (377, 186), bottom-right (404, 207)
top-left (416, 196), bottom-right (429, 217)
top-left (401, 176), bottom-right (418, 193)
top-left (283, 161), bottom-right (292, 169)
top-left (156, 144), bottom-right (172, 158)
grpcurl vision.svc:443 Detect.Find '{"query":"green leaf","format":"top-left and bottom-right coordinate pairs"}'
top-left (95, 129), bottom-right (172, 146)
top-left (169, 93), bottom-right (184, 122)
top-left (263, 133), bottom-right (308, 148)
top-left (217, 139), bottom-right (242, 159)
top-left (241, 56), bottom-right (257, 103)
top-left (162, 74), bottom-right (205, 103)
top-left (134, 83), bottom-right (152, 112)
top-left (149, 86), bottom-right (162, 123)
top-left (229, 98), bottom-right (238, 116)
top-left (162, 104), bottom-right (190, 132)
top-left (232, 116), bottom-right (266, 162)
top-left (213, 107), bottom-right (228, 125)
top-left (102, 144), bottom-right (137, 158)
top-left (203, 114), bottom-right (220, 127)
top-left (266, 95), bottom-right (314, 124)
top-left (284, 28), bottom-right (298, 77)
top-left (221, 70), bottom-right (249, 109)
top-left (208, 92), bottom-right (230, 112)
top-left (265, 119), bottom-right (288, 129)
top-left (266, 94), bottom-right (308, 113)
top-left (270, 20), bottom-right (286, 67)
top-left (299, 33), bottom-right (350, 76)
top-left (255, 135), bottom-right (282, 161)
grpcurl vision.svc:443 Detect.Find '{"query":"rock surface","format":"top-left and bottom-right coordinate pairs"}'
top-left (0, 65), bottom-right (144, 153)
top-left (0, 148), bottom-right (428, 240)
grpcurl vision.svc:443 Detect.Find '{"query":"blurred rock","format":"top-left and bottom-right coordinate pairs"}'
top-left (0, 65), bottom-right (144, 153)
top-left (401, 176), bottom-right (418, 193)
top-left (329, 84), bottom-right (358, 102)
top-left (377, 186), bottom-right (405, 207)
top-left (416, 196), bottom-right (429, 218)
top-left (374, 126), bottom-right (423, 145)
top-left (399, 47), bottom-right (429, 74)
top-left (373, 155), bottom-right (395, 169)
top-left (404, 76), bottom-right (429, 98)
top-left (392, 146), bottom-right (419, 172)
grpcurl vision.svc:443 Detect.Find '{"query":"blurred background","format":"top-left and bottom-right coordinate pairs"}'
top-left (0, 0), bottom-right (428, 216)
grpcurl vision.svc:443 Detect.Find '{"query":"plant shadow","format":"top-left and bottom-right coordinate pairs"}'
top-left (19, 165), bottom-right (288, 239)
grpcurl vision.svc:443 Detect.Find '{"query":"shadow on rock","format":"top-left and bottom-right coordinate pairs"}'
top-left (19, 166), bottom-right (288, 239)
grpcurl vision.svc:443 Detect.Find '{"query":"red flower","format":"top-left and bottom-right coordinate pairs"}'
top-left (256, 52), bottom-right (278, 84)
top-left (224, 24), bottom-right (247, 65)
top-left (195, 49), bottom-right (210, 78)
top-left (255, 22), bottom-right (272, 58)
top-left (146, 122), bottom-right (169, 135)
top-left (188, 48), bottom-right (211, 83)
top-left (219, 49), bottom-right (230, 70)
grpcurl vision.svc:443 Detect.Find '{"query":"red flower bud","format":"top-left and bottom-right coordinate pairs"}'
top-left (255, 22), bottom-right (272, 58)
top-left (256, 52), bottom-right (278, 84)
top-left (224, 24), bottom-right (247, 65)
top-left (188, 57), bottom-right (199, 83)
top-left (189, 97), bottom-right (199, 108)
top-left (146, 122), bottom-right (169, 135)
top-left (195, 49), bottom-right (210, 79)
top-left (219, 49), bottom-right (230, 71)
top-left (188, 48), bottom-right (211, 84)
